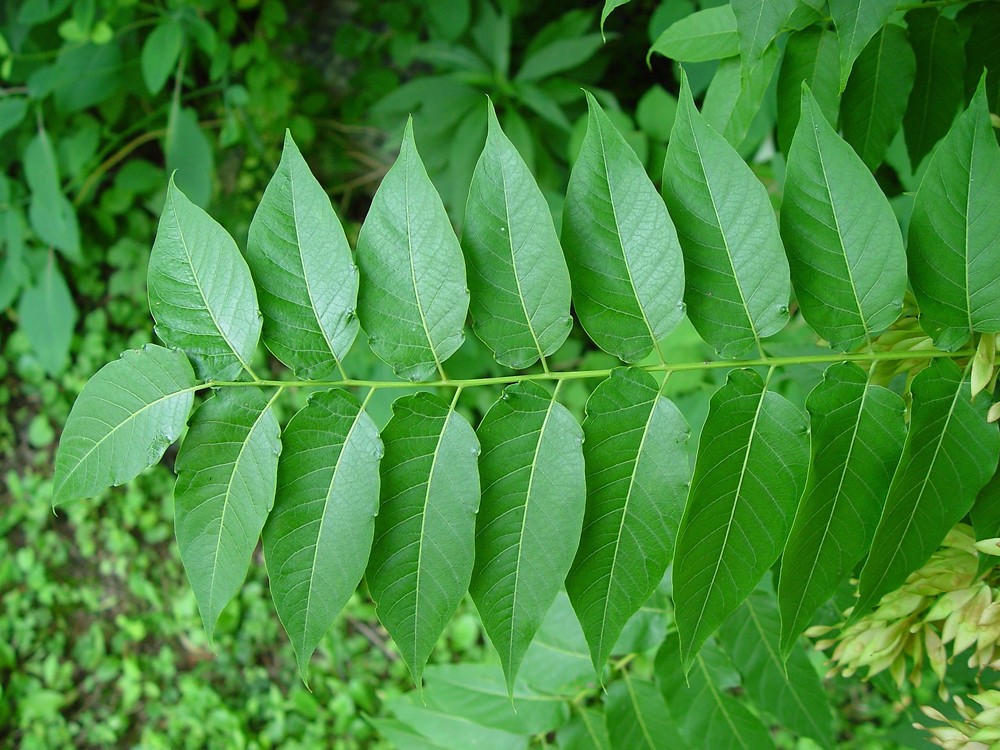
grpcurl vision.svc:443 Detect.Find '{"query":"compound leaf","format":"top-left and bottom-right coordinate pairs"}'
top-left (829, 0), bottom-right (898, 91)
top-left (367, 392), bottom-right (480, 684)
top-left (672, 369), bottom-right (809, 669)
top-left (855, 360), bottom-right (1000, 619)
top-left (662, 70), bottom-right (790, 358)
top-left (566, 368), bottom-right (691, 672)
top-left (262, 389), bottom-right (382, 680)
top-left (908, 79), bottom-right (1000, 350)
top-left (148, 179), bottom-right (261, 381)
top-left (720, 588), bottom-right (834, 748)
top-left (174, 387), bottom-right (280, 643)
top-left (246, 130), bottom-right (359, 380)
top-left (781, 86), bottom-right (907, 350)
top-left (471, 381), bottom-right (586, 691)
top-left (903, 8), bottom-right (965, 170)
top-left (562, 93), bottom-right (685, 363)
top-left (841, 24), bottom-right (916, 171)
top-left (357, 118), bottom-right (468, 382)
top-left (648, 6), bottom-right (740, 63)
top-left (778, 363), bottom-right (905, 655)
top-left (463, 100), bottom-right (572, 369)
top-left (53, 345), bottom-right (196, 504)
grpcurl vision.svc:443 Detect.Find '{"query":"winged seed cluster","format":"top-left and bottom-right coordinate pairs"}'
top-left (53, 71), bottom-right (999, 692)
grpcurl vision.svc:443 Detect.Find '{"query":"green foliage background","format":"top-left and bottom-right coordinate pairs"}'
top-left (1, 0), bottom-right (998, 748)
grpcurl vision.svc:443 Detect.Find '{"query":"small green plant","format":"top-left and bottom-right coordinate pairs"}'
top-left (49, 0), bottom-right (1000, 747)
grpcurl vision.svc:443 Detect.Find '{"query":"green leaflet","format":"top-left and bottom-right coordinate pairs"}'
top-left (141, 17), bottom-right (183, 95)
top-left (148, 180), bottom-right (261, 381)
top-left (174, 388), bottom-right (280, 643)
top-left (246, 131), bottom-right (359, 380)
top-left (855, 360), bottom-right (1000, 619)
top-left (606, 673), bottom-right (689, 750)
top-left (366, 392), bottom-right (480, 684)
top-left (672, 369), bottom-right (809, 669)
top-left (470, 381), bottom-right (586, 691)
top-left (262, 389), bottom-right (382, 680)
top-left (655, 635), bottom-right (772, 750)
top-left (557, 708), bottom-right (611, 750)
top-left (600, 0), bottom-right (630, 38)
top-left (565, 368), bottom-right (691, 672)
top-left (781, 86), bottom-right (907, 351)
top-left (778, 363), bottom-right (905, 655)
top-left (719, 587), bottom-right (834, 749)
top-left (841, 25), bottom-right (916, 171)
top-left (518, 592), bottom-right (594, 696)
top-left (17, 256), bottom-right (76, 376)
top-left (420, 664), bottom-right (568, 735)
top-left (903, 9), bottom-right (965, 170)
top-left (971, 462), bottom-right (1000, 549)
top-left (662, 71), bottom-right (790, 358)
top-left (562, 93), bottom-right (685, 363)
top-left (357, 118), bottom-right (469, 382)
top-left (959, 3), bottom-right (1000, 114)
top-left (462, 101), bottom-right (572, 369)
top-left (24, 127), bottom-right (80, 262)
top-left (53, 345), bottom-right (196, 504)
top-left (701, 45), bottom-right (779, 150)
top-left (829, 0), bottom-right (898, 92)
top-left (776, 27), bottom-right (840, 155)
top-left (384, 696), bottom-right (526, 750)
top-left (648, 6), bottom-right (740, 63)
top-left (908, 80), bottom-right (1000, 351)
top-left (730, 0), bottom-right (796, 68)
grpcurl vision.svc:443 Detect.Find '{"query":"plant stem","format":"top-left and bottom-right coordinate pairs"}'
top-left (202, 348), bottom-right (975, 392)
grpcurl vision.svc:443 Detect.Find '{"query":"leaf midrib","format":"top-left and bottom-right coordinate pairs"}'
top-left (745, 596), bottom-right (829, 741)
top-left (697, 654), bottom-right (753, 750)
top-left (410, 409), bottom-right (451, 670)
top-left (686, 105), bottom-right (762, 354)
top-left (168, 192), bottom-right (255, 377)
top-left (56, 375), bottom-right (198, 497)
top-left (596, 388), bottom-right (660, 664)
top-left (786, 384), bottom-right (869, 640)
top-left (807, 114), bottom-right (873, 347)
top-left (684, 383), bottom-right (768, 665)
top-left (595, 115), bottom-right (661, 353)
top-left (861, 370), bottom-right (965, 607)
top-left (205, 391), bottom-right (278, 622)
top-left (496, 137), bottom-right (547, 366)
top-left (287, 158), bottom-right (345, 374)
top-left (508, 394), bottom-right (558, 680)
top-left (301, 404), bottom-right (367, 655)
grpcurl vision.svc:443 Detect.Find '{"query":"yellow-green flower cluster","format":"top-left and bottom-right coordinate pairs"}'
top-left (915, 691), bottom-right (1000, 749)
top-left (808, 525), bottom-right (1000, 699)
